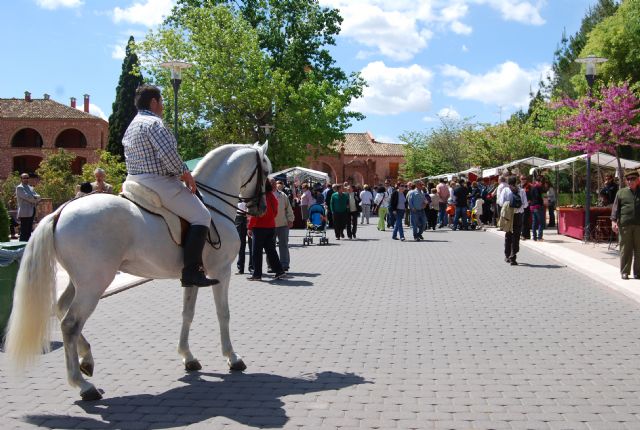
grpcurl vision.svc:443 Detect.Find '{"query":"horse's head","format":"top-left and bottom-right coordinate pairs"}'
top-left (240, 141), bottom-right (272, 217)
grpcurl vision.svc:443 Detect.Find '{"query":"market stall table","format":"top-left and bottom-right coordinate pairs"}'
top-left (558, 206), bottom-right (612, 240)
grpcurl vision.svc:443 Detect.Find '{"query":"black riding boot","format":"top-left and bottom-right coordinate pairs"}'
top-left (181, 225), bottom-right (219, 287)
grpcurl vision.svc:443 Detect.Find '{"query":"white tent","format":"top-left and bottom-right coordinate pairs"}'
top-left (427, 172), bottom-right (457, 181)
top-left (482, 157), bottom-right (552, 178)
top-left (530, 152), bottom-right (640, 175)
top-left (269, 166), bottom-right (330, 184)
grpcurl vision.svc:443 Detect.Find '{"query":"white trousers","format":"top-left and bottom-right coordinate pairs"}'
top-left (127, 174), bottom-right (211, 226)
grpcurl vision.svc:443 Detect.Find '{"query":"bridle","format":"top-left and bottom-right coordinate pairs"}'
top-left (195, 149), bottom-right (266, 248)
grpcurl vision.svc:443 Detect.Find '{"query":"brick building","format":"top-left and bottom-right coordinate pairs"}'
top-left (307, 132), bottom-right (406, 186)
top-left (0, 91), bottom-right (108, 179)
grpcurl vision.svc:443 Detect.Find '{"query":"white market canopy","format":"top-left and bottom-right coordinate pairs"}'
top-left (482, 157), bottom-right (552, 178)
top-left (529, 152), bottom-right (640, 175)
top-left (427, 172), bottom-right (457, 181)
top-left (269, 166), bottom-right (330, 184)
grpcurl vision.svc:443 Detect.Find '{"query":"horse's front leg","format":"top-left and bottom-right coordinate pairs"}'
top-left (212, 274), bottom-right (246, 371)
top-left (178, 286), bottom-right (202, 371)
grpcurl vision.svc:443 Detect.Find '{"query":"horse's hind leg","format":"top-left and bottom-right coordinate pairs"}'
top-left (178, 287), bottom-right (202, 371)
top-left (212, 274), bottom-right (246, 371)
top-left (60, 285), bottom-right (104, 401)
top-left (56, 282), bottom-right (94, 377)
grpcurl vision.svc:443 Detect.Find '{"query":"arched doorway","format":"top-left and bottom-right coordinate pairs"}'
top-left (317, 161), bottom-right (337, 184)
top-left (13, 155), bottom-right (42, 174)
top-left (55, 129), bottom-right (87, 148)
top-left (11, 128), bottom-right (43, 147)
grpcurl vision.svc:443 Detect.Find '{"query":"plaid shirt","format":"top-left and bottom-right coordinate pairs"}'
top-left (123, 110), bottom-right (188, 176)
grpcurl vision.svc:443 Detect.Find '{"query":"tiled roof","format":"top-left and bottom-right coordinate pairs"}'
top-left (0, 98), bottom-right (104, 121)
top-left (333, 132), bottom-right (405, 157)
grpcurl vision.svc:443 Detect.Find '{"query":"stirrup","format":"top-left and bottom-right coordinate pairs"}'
top-left (181, 268), bottom-right (219, 288)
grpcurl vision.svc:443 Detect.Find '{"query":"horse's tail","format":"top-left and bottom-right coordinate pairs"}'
top-left (4, 214), bottom-right (57, 369)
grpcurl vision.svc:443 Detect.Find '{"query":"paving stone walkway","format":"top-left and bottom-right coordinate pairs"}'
top-left (2, 222), bottom-right (640, 429)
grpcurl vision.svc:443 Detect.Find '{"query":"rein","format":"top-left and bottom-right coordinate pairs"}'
top-left (195, 149), bottom-right (265, 248)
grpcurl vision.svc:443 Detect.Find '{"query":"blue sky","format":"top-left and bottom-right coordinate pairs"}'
top-left (2, 0), bottom-right (596, 144)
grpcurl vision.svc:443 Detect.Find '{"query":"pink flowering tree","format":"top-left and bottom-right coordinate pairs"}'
top-left (550, 81), bottom-right (640, 181)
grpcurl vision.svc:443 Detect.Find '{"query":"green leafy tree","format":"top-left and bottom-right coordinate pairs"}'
top-left (36, 149), bottom-right (78, 207)
top-left (399, 117), bottom-right (474, 179)
top-left (0, 198), bottom-right (9, 241)
top-left (140, 1), bottom-right (364, 169)
top-left (0, 172), bottom-right (21, 210)
top-left (80, 150), bottom-right (128, 194)
top-left (576, 0), bottom-right (640, 92)
top-left (550, 0), bottom-right (618, 98)
top-left (108, 36), bottom-right (145, 160)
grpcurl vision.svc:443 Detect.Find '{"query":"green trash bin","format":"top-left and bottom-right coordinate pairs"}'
top-left (0, 241), bottom-right (27, 338)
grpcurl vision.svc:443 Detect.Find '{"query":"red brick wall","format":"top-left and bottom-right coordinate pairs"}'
top-left (0, 118), bottom-right (108, 178)
top-left (308, 154), bottom-right (405, 186)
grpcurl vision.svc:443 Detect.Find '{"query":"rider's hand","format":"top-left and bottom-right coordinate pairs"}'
top-left (181, 171), bottom-right (197, 194)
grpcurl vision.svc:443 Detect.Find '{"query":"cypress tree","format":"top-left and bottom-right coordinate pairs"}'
top-left (107, 36), bottom-right (144, 159)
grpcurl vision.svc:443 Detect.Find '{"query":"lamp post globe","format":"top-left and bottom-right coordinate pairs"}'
top-left (160, 60), bottom-right (193, 144)
top-left (575, 55), bottom-right (607, 242)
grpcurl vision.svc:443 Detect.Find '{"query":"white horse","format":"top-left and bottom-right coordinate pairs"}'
top-left (4, 143), bottom-right (272, 401)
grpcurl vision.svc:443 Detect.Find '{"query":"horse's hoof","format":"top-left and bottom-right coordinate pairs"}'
top-left (229, 359), bottom-right (247, 372)
top-left (80, 362), bottom-right (94, 377)
top-left (185, 360), bottom-right (202, 372)
top-left (80, 387), bottom-right (102, 402)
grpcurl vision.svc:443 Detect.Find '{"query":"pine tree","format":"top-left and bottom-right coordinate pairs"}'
top-left (107, 36), bottom-right (144, 159)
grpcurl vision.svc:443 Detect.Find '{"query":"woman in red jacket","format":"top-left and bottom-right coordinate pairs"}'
top-left (247, 180), bottom-right (286, 281)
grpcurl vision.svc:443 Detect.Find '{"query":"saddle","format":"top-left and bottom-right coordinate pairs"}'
top-left (120, 181), bottom-right (188, 245)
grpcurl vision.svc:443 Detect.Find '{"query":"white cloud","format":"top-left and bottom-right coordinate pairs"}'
top-left (76, 103), bottom-right (108, 120)
top-left (438, 107), bottom-right (461, 120)
top-left (111, 44), bottom-right (126, 60)
top-left (351, 61), bottom-right (433, 115)
top-left (476, 0), bottom-right (545, 25)
top-left (328, 2), bottom-right (432, 61)
top-left (113, 0), bottom-right (175, 26)
top-left (462, 44), bottom-right (469, 52)
top-left (441, 61), bottom-right (550, 108)
top-left (376, 135), bottom-right (402, 144)
top-left (36, 0), bottom-right (82, 9)
top-left (422, 116), bottom-right (437, 123)
top-left (318, 0), bottom-right (545, 61)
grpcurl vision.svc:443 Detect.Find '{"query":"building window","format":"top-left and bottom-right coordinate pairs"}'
top-left (55, 129), bottom-right (87, 148)
top-left (389, 162), bottom-right (399, 178)
top-left (71, 156), bottom-right (87, 175)
top-left (11, 128), bottom-right (43, 148)
top-left (13, 155), bottom-right (42, 174)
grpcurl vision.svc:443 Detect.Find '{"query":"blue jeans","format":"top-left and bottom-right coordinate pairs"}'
top-left (453, 206), bottom-right (468, 230)
top-left (532, 206), bottom-right (545, 240)
top-left (410, 209), bottom-right (426, 238)
top-left (438, 202), bottom-right (447, 226)
top-left (392, 209), bottom-right (405, 239)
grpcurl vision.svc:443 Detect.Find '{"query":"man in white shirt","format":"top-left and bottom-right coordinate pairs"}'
top-left (359, 185), bottom-right (374, 224)
top-left (498, 175), bottom-right (529, 265)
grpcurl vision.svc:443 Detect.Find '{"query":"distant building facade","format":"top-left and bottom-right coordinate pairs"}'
top-left (0, 91), bottom-right (108, 179)
top-left (307, 132), bottom-right (406, 186)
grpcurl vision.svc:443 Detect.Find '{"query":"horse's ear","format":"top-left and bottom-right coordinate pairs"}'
top-left (261, 140), bottom-right (269, 155)
top-left (252, 141), bottom-right (260, 148)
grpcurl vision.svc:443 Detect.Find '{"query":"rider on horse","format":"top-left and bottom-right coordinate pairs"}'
top-left (123, 84), bottom-right (219, 288)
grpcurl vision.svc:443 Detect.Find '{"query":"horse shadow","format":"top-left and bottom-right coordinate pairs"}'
top-left (25, 371), bottom-right (369, 429)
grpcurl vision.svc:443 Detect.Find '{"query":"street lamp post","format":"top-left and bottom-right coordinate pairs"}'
top-left (160, 60), bottom-right (193, 144)
top-left (575, 55), bottom-right (607, 242)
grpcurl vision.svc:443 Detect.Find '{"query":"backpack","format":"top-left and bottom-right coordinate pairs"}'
top-left (510, 187), bottom-right (522, 209)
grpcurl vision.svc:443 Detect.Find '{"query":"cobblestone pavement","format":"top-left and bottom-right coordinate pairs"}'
top-left (3, 221), bottom-right (640, 429)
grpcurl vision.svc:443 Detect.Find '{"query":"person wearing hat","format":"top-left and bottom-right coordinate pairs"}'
top-left (611, 169), bottom-right (640, 280)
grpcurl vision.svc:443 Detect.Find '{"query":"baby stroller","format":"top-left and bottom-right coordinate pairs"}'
top-left (303, 203), bottom-right (329, 245)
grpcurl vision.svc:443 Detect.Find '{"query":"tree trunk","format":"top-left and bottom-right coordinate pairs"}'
top-left (616, 145), bottom-right (625, 189)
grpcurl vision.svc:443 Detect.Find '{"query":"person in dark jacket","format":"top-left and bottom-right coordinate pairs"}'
top-left (611, 169), bottom-right (640, 280)
top-left (390, 183), bottom-right (408, 241)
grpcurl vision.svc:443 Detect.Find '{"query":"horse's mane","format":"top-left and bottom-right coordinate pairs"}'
top-left (192, 144), bottom-right (254, 177)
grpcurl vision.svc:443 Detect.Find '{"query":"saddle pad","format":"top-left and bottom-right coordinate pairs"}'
top-left (121, 181), bottom-right (183, 245)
